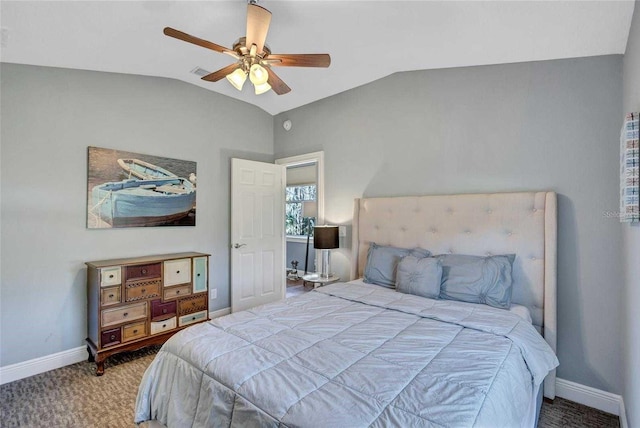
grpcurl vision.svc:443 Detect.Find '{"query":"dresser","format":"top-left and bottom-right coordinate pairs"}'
top-left (86, 252), bottom-right (210, 375)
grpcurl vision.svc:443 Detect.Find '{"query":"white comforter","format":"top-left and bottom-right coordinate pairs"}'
top-left (136, 282), bottom-right (558, 427)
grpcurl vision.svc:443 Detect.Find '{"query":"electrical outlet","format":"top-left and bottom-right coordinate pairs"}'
top-left (211, 289), bottom-right (217, 299)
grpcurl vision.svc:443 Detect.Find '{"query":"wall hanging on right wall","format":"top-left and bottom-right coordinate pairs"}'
top-left (621, 112), bottom-right (639, 223)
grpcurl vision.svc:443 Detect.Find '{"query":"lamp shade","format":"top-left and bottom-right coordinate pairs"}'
top-left (314, 225), bottom-right (339, 249)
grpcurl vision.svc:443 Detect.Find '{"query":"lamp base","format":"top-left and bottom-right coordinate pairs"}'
top-left (320, 249), bottom-right (331, 279)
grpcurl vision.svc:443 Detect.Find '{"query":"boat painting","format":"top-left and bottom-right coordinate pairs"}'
top-left (117, 158), bottom-right (178, 180)
top-left (91, 178), bottom-right (195, 227)
top-left (87, 146), bottom-right (197, 228)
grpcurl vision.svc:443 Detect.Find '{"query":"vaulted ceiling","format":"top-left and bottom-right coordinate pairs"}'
top-left (1, 1), bottom-right (635, 115)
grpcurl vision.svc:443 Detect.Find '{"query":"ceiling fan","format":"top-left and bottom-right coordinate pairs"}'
top-left (164, 0), bottom-right (331, 96)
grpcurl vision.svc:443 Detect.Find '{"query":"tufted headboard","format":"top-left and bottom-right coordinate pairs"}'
top-left (350, 191), bottom-right (557, 399)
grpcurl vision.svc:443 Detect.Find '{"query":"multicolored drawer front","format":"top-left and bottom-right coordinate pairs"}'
top-left (164, 259), bottom-right (191, 287)
top-left (150, 317), bottom-right (177, 335)
top-left (163, 285), bottom-right (191, 300)
top-left (178, 310), bottom-right (207, 327)
top-left (192, 257), bottom-right (208, 294)
top-left (125, 279), bottom-right (161, 302)
top-left (101, 302), bottom-right (147, 328)
top-left (101, 328), bottom-right (121, 348)
top-left (125, 263), bottom-right (161, 282)
top-left (122, 321), bottom-right (147, 342)
top-left (151, 299), bottom-right (177, 320)
top-left (101, 286), bottom-right (121, 307)
top-left (178, 294), bottom-right (207, 316)
top-left (100, 267), bottom-right (121, 287)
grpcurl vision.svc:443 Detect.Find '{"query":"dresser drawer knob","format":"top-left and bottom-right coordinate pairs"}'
top-left (162, 324), bottom-right (167, 328)
top-left (176, 290), bottom-right (181, 294)
top-left (162, 309), bottom-right (167, 314)
top-left (109, 274), bottom-right (114, 279)
top-left (191, 302), bottom-right (196, 306)
top-left (108, 294), bottom-right (114, 298)
top-left (110, 334), bottom-right (116, 341)
top-left (133, 329), bottom-right (138, 334)
top-left (176, 270), bottom-right (180, 274)
top-left (197, 273), bottom-right (201, 277)
top-left (142, 268), bottom-right (148, 275)
top-left (141, 289), bottom-right (146, 293)
top-left (123, 312), bottom-right (128, 317)
top-left (192, 316), bottom-right (196, 321)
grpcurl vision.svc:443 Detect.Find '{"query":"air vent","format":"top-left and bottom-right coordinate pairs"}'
top-left (190, 67), bottom-right (211, 77)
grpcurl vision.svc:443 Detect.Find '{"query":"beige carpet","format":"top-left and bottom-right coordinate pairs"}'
top-left (1, 346), bottom-right (160, 427)
top-left (0, 345), bottom-right (620, 428)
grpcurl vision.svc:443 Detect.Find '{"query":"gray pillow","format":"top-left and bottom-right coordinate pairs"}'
top-left (363, 243), bottom-right (431, 288)
top-left (438, 253), bottom-right (516, 309)
top-left (396, 256), bottom-right (442, 299)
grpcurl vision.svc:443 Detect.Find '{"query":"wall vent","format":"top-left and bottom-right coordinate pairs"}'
top-left (190, 67), bottom-right (211, 77)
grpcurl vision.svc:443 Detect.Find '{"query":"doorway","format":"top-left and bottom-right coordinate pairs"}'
top-left (275, 152), bottom-right (325, 295)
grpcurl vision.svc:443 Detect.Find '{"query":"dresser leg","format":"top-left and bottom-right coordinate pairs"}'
top-left (95, 359), bottom-right (105, 376)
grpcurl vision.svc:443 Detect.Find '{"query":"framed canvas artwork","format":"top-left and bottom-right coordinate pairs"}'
top-left (87, 146), bottom-right (197, 228)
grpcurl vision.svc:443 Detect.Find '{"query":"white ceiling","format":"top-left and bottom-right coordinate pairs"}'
top-left (1, 1), bottom-right (635, 115)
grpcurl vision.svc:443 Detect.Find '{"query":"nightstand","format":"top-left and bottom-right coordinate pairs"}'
top-left (302, 273), bottom-right (340, 288)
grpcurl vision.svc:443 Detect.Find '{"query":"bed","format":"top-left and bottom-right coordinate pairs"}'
top-left (135, 191), bottom-right (559, 427)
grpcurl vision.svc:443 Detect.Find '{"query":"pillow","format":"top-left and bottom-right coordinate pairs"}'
top-left (363, 243), bottom-right (431, 288)
top-left (437, 253), bottom-right (516, 309)
top-left (396, 255), bottom-right (442, 299)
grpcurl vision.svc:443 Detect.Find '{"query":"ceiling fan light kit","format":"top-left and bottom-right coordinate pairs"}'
top-left (226, 68), bottom-right (247, 90)
top-left (254, 81), bottom-right (272, 95)
top-left (249, 63), bottom-right (269, 85)
top-left (163, 1), bottom-right (330, 96)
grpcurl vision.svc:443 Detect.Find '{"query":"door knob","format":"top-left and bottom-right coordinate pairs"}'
top-left (233, 243), bottom-right (247, 249)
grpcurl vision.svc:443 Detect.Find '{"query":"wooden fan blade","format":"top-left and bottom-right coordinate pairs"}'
top-left (266, 54), bottom-right (331, 68)
top-left (246, 4), bottom-right (271, 55)
top-left (164, 27), bottom-right (235, 56)
top-left (266, 68), bottom-right (291, 95)
top-left (201, 63), bottom-right (241, 82)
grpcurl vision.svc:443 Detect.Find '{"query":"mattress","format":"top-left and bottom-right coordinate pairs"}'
top-left (135, 282), bottom-right (558, 427)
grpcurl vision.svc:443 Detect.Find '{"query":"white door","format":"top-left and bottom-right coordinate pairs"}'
top-left (231, 158), bottom-right (285, 312)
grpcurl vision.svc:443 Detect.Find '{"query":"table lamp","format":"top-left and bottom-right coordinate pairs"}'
top-left (314, 225), bottom-right (339, 278)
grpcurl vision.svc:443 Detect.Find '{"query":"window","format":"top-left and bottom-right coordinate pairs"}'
top-left (286, 184), bottom-right (316, 237)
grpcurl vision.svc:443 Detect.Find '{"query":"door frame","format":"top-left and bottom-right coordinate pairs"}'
top-left (276, 151), bottom-right (325, 275)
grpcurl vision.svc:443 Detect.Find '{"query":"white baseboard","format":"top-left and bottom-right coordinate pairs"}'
top-left (209, 307), bottom-right (231, 319)
top-left (555, 378), bottom-right (623, 416)
top-left (1, 309), bottom-right (231, 386)
top-left (0, 346), bottom-right (88, 386)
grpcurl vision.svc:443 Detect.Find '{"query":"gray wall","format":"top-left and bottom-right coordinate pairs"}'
top-left (0, 64), bottom-right (273, 366)
top-left (622, 0), bottom-right (640, 423)
top-left (274, 56), bottom-right (624, 393)
top-left (286, 241), bottom-right (315, 274)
